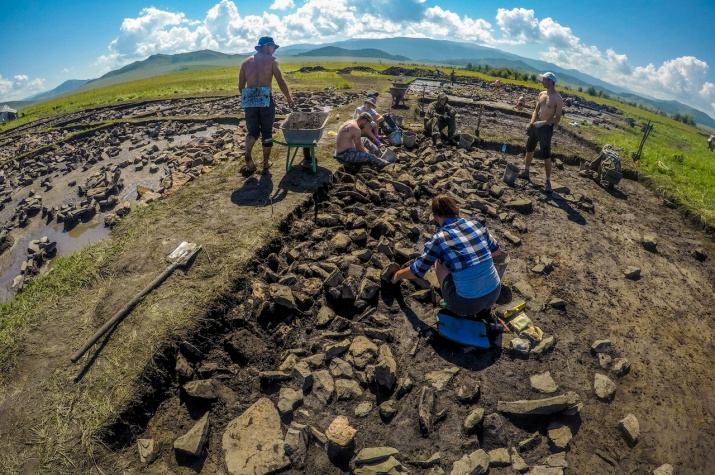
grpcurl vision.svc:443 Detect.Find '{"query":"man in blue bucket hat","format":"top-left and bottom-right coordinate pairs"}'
top-left (519, 72), bottom-right (562, 193)
top-left (238, 36), bottom-right (295, 174)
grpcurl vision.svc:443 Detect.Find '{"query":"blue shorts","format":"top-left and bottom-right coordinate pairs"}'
top-left (244, 96), bottom-right (275, 147)
top-left (441, 274), bottom-right (501, 316)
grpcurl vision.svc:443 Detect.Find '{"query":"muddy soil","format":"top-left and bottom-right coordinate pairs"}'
top-left (102, 94), bottom-right (714, 474)
top-left (0, 92), bottom-right (358, 300)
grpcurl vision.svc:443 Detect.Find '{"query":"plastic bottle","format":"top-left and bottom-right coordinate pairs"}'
top-left (501, 143), bottom-right (507, 154)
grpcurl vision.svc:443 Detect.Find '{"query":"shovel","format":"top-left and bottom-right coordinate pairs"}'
top-left (71, 242), bottom-right (202, 363)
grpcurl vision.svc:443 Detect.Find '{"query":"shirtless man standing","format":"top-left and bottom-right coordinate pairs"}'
top-left (334, 113), bottom-right (394, 169)
top-left (519, 72), bottom-right (563, 193)
top-left (238, 36), bottom-right (295, 173)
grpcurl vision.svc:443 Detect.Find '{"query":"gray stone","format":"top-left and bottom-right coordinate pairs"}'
top-left (642, 234), bottom-right (658, 252)
top-left (530, 372), bottom-right (558, 394)
top-left (292, 361), bottom-right (313, 391)
top-left (359, 278), bottom-right (380, 300)
top-left (497, 392), bottom-right (580, 415)
top-left (624, 266), bottom-right (641, 280)
top-left (542, 452), bottom-right (568, 468)
top-left (549, 298), bottom-right (567, 310)
top-left (419, 386), bottom-right (435, 434)
top-left (335, 379), bottom-right (363, 401)
top-left (279, 353), bottom-right (299, 372)
top-left (411, 452), bottom-right (441, 468)
top-left (547, 422), bottom-right (572, 451)
top-left (531, 336), bottom-right (555, 358)
top-left (619, 413), bottom-right (639, 446)
top-left (381, 262), bottom-right (401, 283)
top-left (354, 447), bottom-right (399, 466)
top-left (324, 339), bottom-right (351, 360)
top-left (316, 306), bottom-right (336, 327)
top-left (455, 378), bottom-right (481, 403)
top-left (510, 447), bottom-right (528, 472)
top-left (653, 464), bottom-right (674, 475)
top-left (331, 232), bottom-right (352, 251)
top-left (277, 387), bottom-right (303, 417)
top-left (175, 353), bottom-right (194, 380)
top-left (375, 345), bottom-right (397, 389)
top-left (312, 370), bottom-right (335, 405)
top-left (222, 398), bottom-right (289, 475)
top-left (594, 373), bottom-right (616, 401)
top-left (329, 357), bottom-right (354, 379)
top-left (378, 400), bottom-right (398, 419)
top-left (450, 449), bottom-right (490, 475)
top-left (325, 416), bottom-right (357, 462)
top-left (354, 456), bottom-right (404, 475)
top-left (303, 353), bottom-right (325, 369)
top-left (463, 408), bottom-right (485, 434)
top-left (488, 448), bottom-right (511, 467)
top-left (591, 339), bottom-right (612, 355)
top-left (612, 358), bottom-right (631, 377)
top-left (425, 367), bottom-right (460, 391)
top-left (284, 423), bottom-right (309, 469)
top-left (137, 438), bottom-right (156, 464)
top-left (396, 375), bottom-right (414, 399)
top-left (183, 379), bottom-right (219, 401)
top-left (174, 412), bottom-right (210, 457)
top-left (269, 283), bottom-right (295, 309)
top-left (509, 337), bottom-right (530, 356)
top-left (350, 336), bottom-right (378, 369)
top-left (355, 402), bottom-right (373, 417)
top-left (513, 280), bottom-right (535, 299)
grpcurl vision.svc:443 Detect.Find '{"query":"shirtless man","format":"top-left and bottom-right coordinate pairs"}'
top-left (334, 113), bottom-right (394, 169)
top-left (519, 72), bottom-right (563, 193)
top-left (238, 36), bottom-right (295, 173)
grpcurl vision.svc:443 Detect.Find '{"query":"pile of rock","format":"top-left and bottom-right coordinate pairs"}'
top-left (12, 236), bottom-right (57, 290)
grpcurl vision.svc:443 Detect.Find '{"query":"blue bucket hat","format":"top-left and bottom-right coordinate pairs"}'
top-left (255, 36), bottom-right (279, 51)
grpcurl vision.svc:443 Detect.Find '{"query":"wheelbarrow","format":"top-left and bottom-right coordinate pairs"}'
top-left (270, 111), bottom-right (330, 173)
top-left (390, 84), bottom-right (409, 108)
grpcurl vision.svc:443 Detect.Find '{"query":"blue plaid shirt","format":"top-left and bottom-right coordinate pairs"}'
top-left (410, 217), bottom-right (499, 278)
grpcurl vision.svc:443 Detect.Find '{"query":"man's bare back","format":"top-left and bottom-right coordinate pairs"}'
top-left (239, 54), bottom-right (279, 89)
top-left (336, 119), bottom-right (365, 153)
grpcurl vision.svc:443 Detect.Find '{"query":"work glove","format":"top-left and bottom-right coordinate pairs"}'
top-left (374, 136), bottom-right (382, 147)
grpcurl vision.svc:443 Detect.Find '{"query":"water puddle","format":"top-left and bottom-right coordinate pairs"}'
top-left (0, 217), bottom-right (109, 302)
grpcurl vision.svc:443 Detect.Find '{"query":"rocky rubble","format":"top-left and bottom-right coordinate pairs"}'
top-left (118, 134), bottom-right (661, 473)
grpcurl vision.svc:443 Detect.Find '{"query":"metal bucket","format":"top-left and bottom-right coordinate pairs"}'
top-left (402, 131), bottom-right (417, 148)
top-left (459, 133), bottom-right (475, 149)
top-left (388, 130), bottom-right (402, 146)
top-left (380, 149), bottom-right (397, 164)
top-left (503, 163), bottom-right (519, 186)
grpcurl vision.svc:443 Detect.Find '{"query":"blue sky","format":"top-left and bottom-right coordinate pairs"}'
top-left (2, 1), bottom-right (714, 118)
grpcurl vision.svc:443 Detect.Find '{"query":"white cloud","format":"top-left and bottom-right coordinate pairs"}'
top-left (90, 2), bottom-right (714, 118)
top-left (0, 74), bottom-right (46, 101)
top-left (270, 0), bottom-right (294, 10)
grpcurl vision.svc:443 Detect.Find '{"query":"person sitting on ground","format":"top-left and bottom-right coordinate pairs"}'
top-left (392, 194), bottom-right (502, 316)
top-left (334, 112), bottom-right (394, 169)
top-left (424, 92), bottom-right (458, 146)
top-left (515, 95), bottom-right (525, 111)
top-left (353, 97), bottom-right (384, 146)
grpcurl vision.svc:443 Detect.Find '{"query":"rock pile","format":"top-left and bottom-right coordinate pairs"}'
top-left (12, 236), bottom-right (57, 290)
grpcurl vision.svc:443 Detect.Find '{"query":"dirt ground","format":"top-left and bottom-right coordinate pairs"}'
top-left (1, 77), bottom-right (714, 475)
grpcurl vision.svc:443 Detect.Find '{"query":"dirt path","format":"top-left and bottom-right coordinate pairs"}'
top-left (1, 84), bottom-right (713, 475)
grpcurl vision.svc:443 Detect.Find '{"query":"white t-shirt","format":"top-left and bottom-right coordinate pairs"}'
top-left (353, 105), bottom-right (378, 120)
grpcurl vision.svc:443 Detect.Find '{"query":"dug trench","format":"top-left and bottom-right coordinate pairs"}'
top-left (98, 114), bottom-right (715, 473)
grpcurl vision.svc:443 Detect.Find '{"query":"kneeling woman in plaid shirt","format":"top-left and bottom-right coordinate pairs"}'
top-left (392, 195), bottom-right (502, 316)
